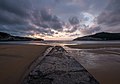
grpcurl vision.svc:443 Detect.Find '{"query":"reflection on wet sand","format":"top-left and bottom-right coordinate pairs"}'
top-left (65, 45), bottom-right (120, 84)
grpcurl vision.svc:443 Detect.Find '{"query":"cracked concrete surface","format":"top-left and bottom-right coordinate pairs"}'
top-left (23, 46), bottom-right (99, 84)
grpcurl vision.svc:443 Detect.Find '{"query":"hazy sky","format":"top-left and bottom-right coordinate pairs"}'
top-left (0, 0), bottom-right (120, 40)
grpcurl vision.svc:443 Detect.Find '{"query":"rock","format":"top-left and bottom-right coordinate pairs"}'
top-left (23, 46), bottom-right (99, 84)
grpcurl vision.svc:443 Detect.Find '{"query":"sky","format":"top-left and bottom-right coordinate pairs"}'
top-left (0, 0), bottom-right (120, 40)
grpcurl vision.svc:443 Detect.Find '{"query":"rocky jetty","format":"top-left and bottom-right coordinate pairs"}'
top-left (23, 46), bottom-right (99, 84)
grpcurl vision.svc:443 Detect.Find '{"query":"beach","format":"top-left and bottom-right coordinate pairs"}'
top-left (0, 42), bottom-right (120, 84)
top-left (65, 43), bottom-right (120, 84)
top-left (0, 44), bottom-right (50, 84)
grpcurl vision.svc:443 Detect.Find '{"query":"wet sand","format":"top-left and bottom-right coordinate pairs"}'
top-left (0, 45), bottom-right (50, 84)
top-left (66, 44), bottom-right (120, 84)
top-left (66, 43), bottom-right (120, 49)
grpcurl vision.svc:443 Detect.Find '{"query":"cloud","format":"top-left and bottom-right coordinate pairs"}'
top-left (0, 0), bottom-right (30, 17)
top-left (0, 0), bottom-right (114, 39)
top-left (0, 0), bottom-right (64, 37)
top-left (80, 26), bottom-right (101, 35)
top-left (69, 33), bottom-right (80, 37)
top-left (0, 0), bottom-right (31, 25)
top-left (40, 9), bottom-right (63, 30)
top-left (64, 16), bottom-right (80, 33)
top-left (65, 26), bottom-right (78, 33)
top-left (31, 9), bottom-right (64, 30)
top-left (97, 0), bottom-right (120, 27)
top-left (69, 16), bottom-right (79, 25)
top-left (0, 10), bottom-right (27, 25)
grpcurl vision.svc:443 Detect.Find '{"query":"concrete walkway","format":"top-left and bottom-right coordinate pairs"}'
top-left (23, 46), bottom-right (99, 84)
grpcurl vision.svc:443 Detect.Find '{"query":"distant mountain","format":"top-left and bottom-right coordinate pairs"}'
top-left (73, 32), bottom-right (120, 41)
top-left (0, 32), bottom-right (44, 41)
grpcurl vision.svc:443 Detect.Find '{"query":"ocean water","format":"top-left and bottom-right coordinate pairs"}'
top-left (0, 40), bottom-right (120, 45)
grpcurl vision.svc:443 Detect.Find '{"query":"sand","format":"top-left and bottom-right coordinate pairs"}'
top-left (88, 64), bottom-right (120, 84)
top-left (66, 44), bottom-right (120, 84)
top-left (0, 44), bottom-right (50, 84)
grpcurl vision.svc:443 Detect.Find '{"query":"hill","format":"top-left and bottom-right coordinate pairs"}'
top-left (0, 32), bottom-right (44, 41)
top-left (73, 32), bottom-right (120, 41)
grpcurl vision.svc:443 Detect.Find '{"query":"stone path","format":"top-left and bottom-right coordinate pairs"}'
top-left (23, 46), bottom-right (99, 84)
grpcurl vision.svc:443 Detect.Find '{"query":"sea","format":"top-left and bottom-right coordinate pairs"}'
top-left (0, 40), bottom-right (120, 46)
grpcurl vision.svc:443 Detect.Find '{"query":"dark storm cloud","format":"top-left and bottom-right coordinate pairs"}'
top-left (40, 10), bottom-right (53, 22)
top-left (0, 24), bottom-right (55, 37)
top-left (65, 26), bottom-right (78, 33)
top-left (97, 0), bottom-right (120, 27)
top-left (69, 16), bottom-right (79, 25)
top-left (40, 9), bottom-right (63, 30)
top-left (0, 0), bottom-right (64, 36)
top-left (0, 0), bottom-right (113, 39)
top-left (65, 16), bottom-right (80, 33)
top-left (0, 0), bottom-right (32, 36)
top-left (31, 9), bottom-right (64, 30)
top-left (0, 0), bottom-right (30, 17)
top-left (80, 26), bottom-right (101, 35)
top-left (0, 0), bottom-right (31, 25)
top-left (0, 10), bottom-right (27, 25)
top-left (53, 0), bottom-right (108, 18)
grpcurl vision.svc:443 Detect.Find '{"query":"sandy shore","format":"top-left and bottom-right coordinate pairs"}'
top-left (66, 44), bottom-right (120, 84)
top-left (0, 44), bottom-right (50, 84)
top-left (88, 64), bottom-right (120, 84)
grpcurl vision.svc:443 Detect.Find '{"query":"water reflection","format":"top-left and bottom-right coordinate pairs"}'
top-left (65, 47), bottom-right (120, 69)
top-left (1, 40), bottom-right (120, 46)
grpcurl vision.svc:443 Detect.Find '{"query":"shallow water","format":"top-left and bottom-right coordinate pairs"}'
top-left (0, 40), bottom-right (120, 45)
top-left (65, 48), bottom-right (120, 68)
top-left (64, 44), bottom-right (120, 84)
